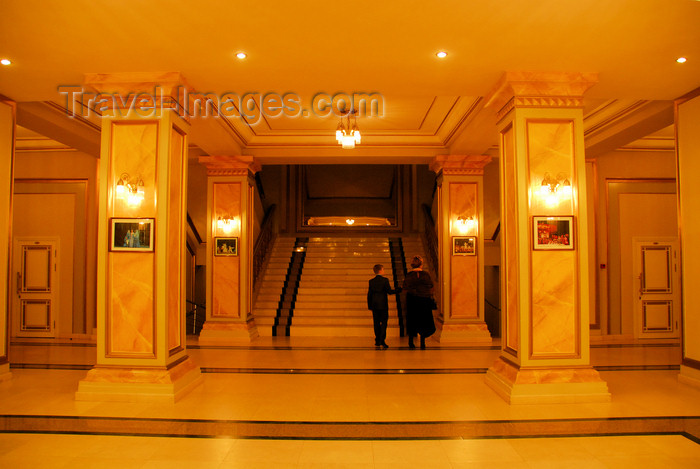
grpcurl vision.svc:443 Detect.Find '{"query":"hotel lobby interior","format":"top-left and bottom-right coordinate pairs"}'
top-left (2, 0), bottom-right (700, 467)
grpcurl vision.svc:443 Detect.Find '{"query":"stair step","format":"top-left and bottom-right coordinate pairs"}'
top-left (296, 287), bottom-right (368, 295)
top-left (289, 325), bottom-right (400, 337)
top-left (253, 236), bottom-right (411, 337)
top-left (294, 306), bottom-right (398, 314)
top-left (288, 317), bottom-right (398, 326)
top-left (292, 306), bottom-right (400, 314)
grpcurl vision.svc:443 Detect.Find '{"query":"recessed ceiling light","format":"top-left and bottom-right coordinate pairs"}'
top-left (436, 51), bottom-right (448, 58)
top-left (677, 57), bottom-right (687, 64)
top-left (0, 59), bottom-right (11, 66)
top-left (236, 52), bottom-right (247, 59)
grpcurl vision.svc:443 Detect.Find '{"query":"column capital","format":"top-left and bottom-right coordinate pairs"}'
top-left (84, 71), bottom-right (192, 95)
top-left (485, 71), bottom-right (598, 120)
top-left (198, 155), bottom-right (261, 176)
top-left (83, 71), bottom-right (192, 116)
top-left (430, 155), bottom-right (492, 176)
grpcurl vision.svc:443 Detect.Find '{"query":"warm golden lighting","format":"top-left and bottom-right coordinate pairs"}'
top-left (335, 110), bottom-right (361, 149)
top-left (217, 216), bottom-right (239, 234)
top-left (305, 216), bottom-right (392, 227)
top-left (0, 59), bottom-right (11, 66)
top-left (115, 173), bottom-right (145, 206)
top-left (677, 57), bottom-right (687, 64)
top-left (236, 52), bottom-right (247, 59)
top-left (539, 172), bottom-right (572, 207)
top-left (436, 51), bottom-right (448, 58)
top-left (456, 216), bottom-right (476, 235)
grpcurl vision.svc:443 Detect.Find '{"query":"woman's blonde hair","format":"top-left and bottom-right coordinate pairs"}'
top-left (410, 255), bottom-right (423, 269)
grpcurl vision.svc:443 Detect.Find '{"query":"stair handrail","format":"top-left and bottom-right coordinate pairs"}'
top-left (253, 204), bottom-right (277, 289)
top-left (422, 204), bottom-right (439, 281)
top-left (185, 299), bottom-right (206, 335)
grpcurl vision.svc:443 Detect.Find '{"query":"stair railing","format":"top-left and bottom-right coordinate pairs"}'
top-left (186, 299), bottom-right (206, 335)
top-left (253, 204), bottom-right (277, 290)
top-left (422, 204), bottom-right (439, 281)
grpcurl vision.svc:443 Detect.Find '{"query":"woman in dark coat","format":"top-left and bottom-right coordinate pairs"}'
top-left (402, 255), bottom-right (436, 349)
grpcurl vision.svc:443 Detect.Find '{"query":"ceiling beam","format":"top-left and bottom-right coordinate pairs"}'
top-left (16, 102), bottom-right (101, 157)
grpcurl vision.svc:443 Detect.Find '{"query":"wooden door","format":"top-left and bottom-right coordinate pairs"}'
top-left (633, 239), bottom-right (680, 339)
top-left (12, 238), bottom-right (58, 338)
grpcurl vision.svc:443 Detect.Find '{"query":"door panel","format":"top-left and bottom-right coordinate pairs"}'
top-left (22, 245), bottom-right (51, 291)
top-left (633, 239), bottom-right (679, 339)
top-left (641, 247), bottom-right (671, 293)
top-left (12, 239), bottom-right (57, 337)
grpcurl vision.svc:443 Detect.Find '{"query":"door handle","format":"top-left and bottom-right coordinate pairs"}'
top-left (638, 273), bottom-right (643, 299)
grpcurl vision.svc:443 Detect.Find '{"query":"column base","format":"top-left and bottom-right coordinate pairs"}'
top-left (485, 356), bottom-right (610, 404)
top-left (75, 356), bottom-right (202, 403)
top-left (198, 318), bottom-right (259, 344)
top-left (0, 362), bottom-right (11, 383)
top-left (679, 364), bottom-right (700, 390)
top-left (436, 322), bottom-right (492, 343)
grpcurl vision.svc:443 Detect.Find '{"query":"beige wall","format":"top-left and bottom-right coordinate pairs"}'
top-left (592, 149), bottom-right (677, 336)
top-left (618, 193), bottom-right (678, 335)
top-left (0, 100), bottom-right (14, 364)
top-left (13, 150), bottom-right (99, 336)
top-left (13, 193), bottom-right (75, 336)
top-left (677, 94), bottom-right (700, 368)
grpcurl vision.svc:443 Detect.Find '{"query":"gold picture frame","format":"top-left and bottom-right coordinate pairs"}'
top-left (453, 236), bottom-right (476, 256)
top-left (214, 237), bottom-right (238, 256)
top-left (533, 216), bottom-right (574, 250)
top-left (110, 218), bottom-right (154, 252)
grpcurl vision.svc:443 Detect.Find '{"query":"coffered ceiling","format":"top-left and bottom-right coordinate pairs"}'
top-left (2, 0), bottom-right (699, 163)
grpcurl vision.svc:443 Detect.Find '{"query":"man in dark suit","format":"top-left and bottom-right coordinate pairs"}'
top-left (367, 264), bottom-right (400, 348)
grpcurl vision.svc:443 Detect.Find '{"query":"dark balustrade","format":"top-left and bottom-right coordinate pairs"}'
top-left (422, 204), bottom-right (439, 281)
top-left (253, 204), bottom-right (277, 289)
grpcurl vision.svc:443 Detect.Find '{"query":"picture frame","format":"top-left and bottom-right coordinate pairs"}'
top-left (453, 236), bottom-right (477, 256)
top-left (215, 237), bottom-right (238, 256)
top-left (533, 216), bottom-right (574, 250)
top-left (110, 218), bottom-right (154, 252)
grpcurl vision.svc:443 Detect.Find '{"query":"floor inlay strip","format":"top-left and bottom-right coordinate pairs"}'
top-left (1, 415), bottom-right (698, 440)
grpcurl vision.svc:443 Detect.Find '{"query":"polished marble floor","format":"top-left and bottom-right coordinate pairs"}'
top-left (1, 336), bottom-right (699, 467)
top-left (1, 433), bottom-right (700, 468)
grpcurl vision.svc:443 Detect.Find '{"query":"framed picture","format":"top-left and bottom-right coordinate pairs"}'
top-left (110, 218), bottom-right (154, 252)
top-left (533, 216), bottom-right (574, 250)
top-left (215, 237), bottom-right (238, 256)
top-left (453, 236), bottom-right (477, 256)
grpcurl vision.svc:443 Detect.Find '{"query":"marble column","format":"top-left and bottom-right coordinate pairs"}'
top-left (484, 72), bottom-right (610, 404)
top-left (76, 73), bottom-right (202, 402)
top-left (0, 97), bottom-right (15, 382)
top-left (676, 89), bottom-right (700, 389)
top-left (197, 156), bottom-right (260, 343)
top-left (430, 155), bottom-right (492, 342)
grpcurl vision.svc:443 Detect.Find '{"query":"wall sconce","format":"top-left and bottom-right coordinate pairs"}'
top-left (456, 216), bottom-right (476, 235)
top-left (115, 173), bottom-right (145, 206)
top-left (539, 172), bottom-right (572, 207)
top-left (217, 216), bottom-right (239, 234)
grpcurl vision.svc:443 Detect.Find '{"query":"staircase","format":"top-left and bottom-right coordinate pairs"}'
top-left (292, 237), bottom-right (399, 336)
top-left (252, 237), bottom-right (296, 335)
top-left (252, 235), bottom-right (430, 337)
top-left (400, 236), bottom-right (430, 274)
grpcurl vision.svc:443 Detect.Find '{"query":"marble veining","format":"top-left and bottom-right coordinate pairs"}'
top-left (531, 250), bottom-right (577, 355)
top-left (109, 253), bottom-right (155, 355)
